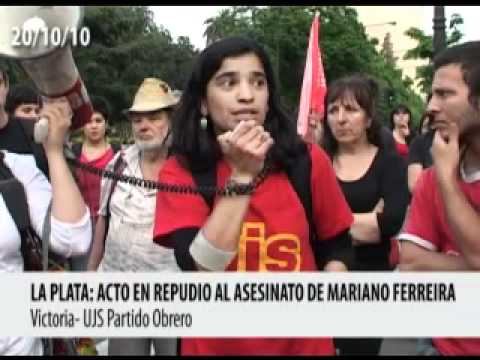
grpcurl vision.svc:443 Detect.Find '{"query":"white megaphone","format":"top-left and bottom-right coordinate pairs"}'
top-left (0, 6), bottom-right (93, 143)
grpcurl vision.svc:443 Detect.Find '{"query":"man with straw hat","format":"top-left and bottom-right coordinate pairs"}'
top-left (87, 78), bottom-right (179, 355)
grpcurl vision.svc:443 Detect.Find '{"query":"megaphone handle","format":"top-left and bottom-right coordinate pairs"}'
top-left (34, 117), bottom-right (49, 144)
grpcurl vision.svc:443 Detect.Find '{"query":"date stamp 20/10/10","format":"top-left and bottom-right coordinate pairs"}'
top-left (11, 26), bottom-right (91, 49)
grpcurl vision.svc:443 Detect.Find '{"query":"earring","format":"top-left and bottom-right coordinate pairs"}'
top-left (200, 116), bottom-right (208, 130)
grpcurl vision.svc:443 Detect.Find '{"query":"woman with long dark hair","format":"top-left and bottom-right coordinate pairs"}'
top-left (73, 97), bottom-right (119, 225)
top-left (323, 74), bottom-right (409, 355)
top-left (70, 97), bottom-right (120, 272)
top-left (153, 37), bottom-right (354, 355)
top-left (389, 104), bottom-right (413, 160)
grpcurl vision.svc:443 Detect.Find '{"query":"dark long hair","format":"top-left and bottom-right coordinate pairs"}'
top-left (171, 37), bottom-right (305, 172)
top-left (418, 112), bottom-right (432, 134)
top-left (5, 84), bottom-right (42, 115)
top-left (90, 96), bottom-right (110, 123)
top-left (322, 74), bottom-right (383, 157)
top-left (389, 104), bottom-right (412, 130)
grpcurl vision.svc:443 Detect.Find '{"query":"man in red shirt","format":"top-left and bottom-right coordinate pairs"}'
top-left (398, 41), bottom-right (480, 355)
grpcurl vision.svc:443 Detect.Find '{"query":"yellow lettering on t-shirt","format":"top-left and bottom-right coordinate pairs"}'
top-left (237, 222), bottom-right (301, 272)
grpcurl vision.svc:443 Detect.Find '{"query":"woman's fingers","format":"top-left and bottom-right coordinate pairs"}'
top-left (229, 120), bottom-right (256, 144)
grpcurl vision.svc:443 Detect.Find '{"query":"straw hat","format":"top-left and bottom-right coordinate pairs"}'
top-left (127, 78), bottom-right (178, 113)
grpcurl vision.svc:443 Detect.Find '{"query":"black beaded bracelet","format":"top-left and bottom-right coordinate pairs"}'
top-left (224, 178), bottom-right (255, 196)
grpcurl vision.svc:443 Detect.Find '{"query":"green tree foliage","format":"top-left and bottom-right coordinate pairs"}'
top-left (404, 13), bottom-right (464, 96)
top-left (74, 6), bottom-right (198, 140)
top-left (204, 6), bottom-right (424, 127)
top-left (381, 32), bottom-right (397, 67)
top-left (0, 6), bottom-right (199, 143)
top-left (0, 6), bottom-right (429, 136)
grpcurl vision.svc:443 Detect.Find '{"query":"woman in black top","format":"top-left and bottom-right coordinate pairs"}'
top-left (322, 74), bottom-right (410, 355)
top-left (407, 112), bottom-right (434, 192)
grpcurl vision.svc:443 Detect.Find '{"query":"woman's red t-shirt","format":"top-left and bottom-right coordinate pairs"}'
top-left (395, 140), bottom-right (409, 160)
top-left (153, 145), bottom-right (353, 355)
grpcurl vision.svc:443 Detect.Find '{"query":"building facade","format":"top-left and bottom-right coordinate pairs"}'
top-left (353, 6), bottom-right (428, 94)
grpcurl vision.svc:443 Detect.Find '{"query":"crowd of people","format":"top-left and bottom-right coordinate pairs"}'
top-left (0, 34), bottom-right (479, 356)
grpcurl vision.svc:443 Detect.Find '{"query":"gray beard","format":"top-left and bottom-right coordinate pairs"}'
top-left (134, 126), bottom-right (172, 151)
top-left (135, 138), bottom-right (167, 152)
top-left (136, 130), bottom-right (172, 150)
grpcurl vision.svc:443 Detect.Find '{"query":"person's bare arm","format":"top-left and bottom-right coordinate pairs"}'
top-left (324, 260), bottom-right (348, 271)
top-left (87, 215), bottom-right (106, 271)
top-left (192, 121), bottom-right (274, 271)
top-left (398, 241), bottom-right (470, 271)
top-left (42, 101), bottom-right (88, 223)
top-left (432, 123), bottom-right (480, 269)
top-left (41, 99), bottom-right (91, 255)
top-left (408, 164), bottom-right (423, 193)
top-left (437, 179), bottom-right (480, 269)
top-left (349, 198), bottom-right (384, 245)
top-left (350, 213), bottom-right (381, 245)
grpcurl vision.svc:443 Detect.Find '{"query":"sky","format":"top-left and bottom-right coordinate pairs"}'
top-left (150, 6), bottom-right (479, 50)
top-left (424, 6), bottom-right (477, 41)
top-left (151, 6), bottom-right (227, 50)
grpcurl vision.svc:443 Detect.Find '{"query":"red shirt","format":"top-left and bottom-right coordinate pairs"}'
top-left (394, 140), bottom-right (409, 160)
top-left (154, 145), bottom-right (353, 355)
top-left (75, 146), bottom-right (115, 223)
top-left (399, 168), bottom-right (480, 355)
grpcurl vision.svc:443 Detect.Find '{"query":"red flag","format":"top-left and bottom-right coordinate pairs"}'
top-left (297, 12), bottom-right (327, 143)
